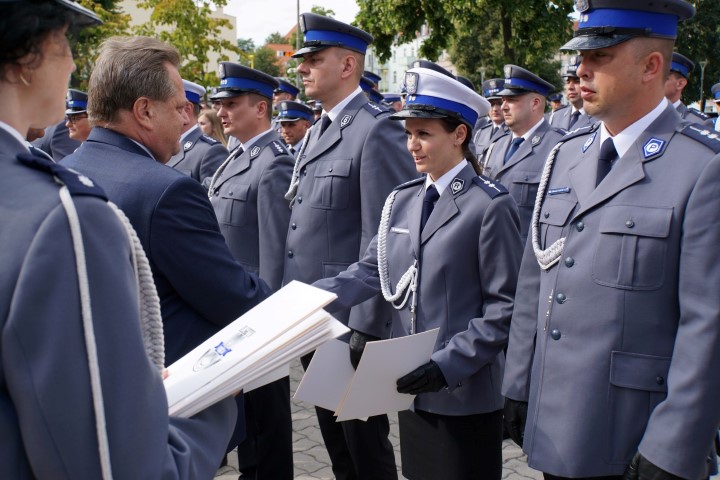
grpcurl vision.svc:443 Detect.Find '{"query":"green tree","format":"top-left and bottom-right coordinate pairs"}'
top-left (72, 0), bottom-right (131, 89)
top-left (265, 32), bottom-right (287, 45)
top-left (253, 47), bottom-right (282, 76)
top-left (311, 5), bottom-right (335, 17)
top-left (356, 0), bottom-right (574, 90)
top-left (675, 0), bottom-right (720, 108)
top-left (133, 0), bottom-right (240, 87)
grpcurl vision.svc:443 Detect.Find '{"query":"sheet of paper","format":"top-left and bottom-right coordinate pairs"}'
top-left (293, 339), bottom-right (355, 411)
top-left (243, 364), bottom-right (289, 393)
top-left (335, 328), bottom-right (439, 421)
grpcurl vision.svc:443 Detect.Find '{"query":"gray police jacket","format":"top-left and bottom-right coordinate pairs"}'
top-left (315, 164), bottom-right (522, 415)
top-left (167, 125), bottom-right (228, 185)
top-left (502, 105), bottom-right (720, 479)
top-left (283, 92), bottom-right (417, 338)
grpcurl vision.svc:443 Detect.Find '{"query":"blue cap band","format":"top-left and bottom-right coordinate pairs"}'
top-left (504, 77), bottom-right (552, 96)
top-left (383, 94), bottom-right (401, 103)
top-left (671, 61), bottom-right (690, 77)
top-left (276, 84), bottom-right (299, 95)
top-left (714, 91), bottom-right (720, 100)
top-left (220, 77), bottom-right (274, 98)
top-left (483, 88), bottom-right (501, 97)
top-left (406, 94), bottom-right (479, 127)
top-left (304, 29), bottom-right (369, 53)
top-left (185, 90), bottom-right (201, 104)
top-left (67, 99), bottom-right (88, 109)
top-left (278, 109), bottom-right (312, 121)
top-left (578, 8), bottom-right (678, 38)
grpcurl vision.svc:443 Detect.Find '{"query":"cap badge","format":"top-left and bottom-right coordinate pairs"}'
top-left (642, 138), bottom-right (665, 158)
top-left (531, 135), bottom-right (541, 146)
top-left (340, 114), bottom-right (353, 128)
top-left (503, 65), bottom-right (512, 79)
top-left (489, 80), bottom-right (497, 89)
top-left (582, 131), bottom-right (597, 153)
top-left (66, 91), bottom-right (72, 101)
top-left (218, 63), bottom-right (225, 79)
top-left (450, 178), bottom-right (465, 194)
top-left (575, 0), bottom-right (590, 13)
top-left (184, 141), bottom-right (193, 151)
top-left (405, 72), bottom-right (419, 95)
top-left (250, 145), bottom-right (261, 158)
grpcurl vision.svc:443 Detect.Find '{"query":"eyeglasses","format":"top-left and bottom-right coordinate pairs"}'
top-left (65, 113), bottom-right (88, 123)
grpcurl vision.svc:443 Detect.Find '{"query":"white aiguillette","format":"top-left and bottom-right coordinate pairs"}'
top-left (164, 281), bottom-right (348, 418)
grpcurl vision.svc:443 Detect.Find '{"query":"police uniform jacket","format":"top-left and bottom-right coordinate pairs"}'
top-left (314, 164), bottom-right (522, 414)
top-left (483, 119), bottom-right (566, 243)
top-left (167, 125), bottom-right (228, 185)
top-left (210, 130), bottom-right (294, 291)
top-left (63, 127), bottom-right (271, 363)
top-left (502, 105), bottom-right (720, 479)
top-left (283, 91), bottom-right (417, 338)
top-left (549, 106), bottom-right (592, 131)
top-left (676, 102), bottom-right (715, 128)
top-left (31, 119), bottom-right (81, 162)
top-left (547, 103), bottom-right (568, 123)
top-left (0, 129), bottom-right (236, 479)
top-left (474, 122), bottom-right (509, 158)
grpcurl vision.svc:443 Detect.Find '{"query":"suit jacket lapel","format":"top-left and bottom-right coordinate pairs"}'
top-left (213, 130), bottom-right (276, 190)
top-left (420, 165), bottom-right (475, 244)
top-left (407, 186), bottom-right (424, 258)
top-left (167, 128), bottom-right (200, 167)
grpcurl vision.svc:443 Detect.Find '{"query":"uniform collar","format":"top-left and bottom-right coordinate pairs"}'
top-left (599, 97), bottom-right (668, 158)
top-left (514, 116), bottom-right (545, 142)
top-left (424, 159), bottom-right (468, 196)
top-left (241, 127), bottom-right (274, 151)
top-left (0, 120), bottom-right (30, 152)
top-left (180, 123), bottom-right (200, 143)
top-left (324, 87), bottom-right (364, 122)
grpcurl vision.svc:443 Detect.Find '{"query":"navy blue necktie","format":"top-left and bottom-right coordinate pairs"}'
top-left (595, 138), bottom-right (617, 187)
top-left (568, 111), bottom-right (581, 130)
top-left (504, 137), bottom-right (524, 164)
top-left (319, 115), bottom-right (331, 137)
top-left (421, 185), bottom-right (440, 231)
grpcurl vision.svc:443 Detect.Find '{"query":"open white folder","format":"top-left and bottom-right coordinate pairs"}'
top-left (294, 328), bottom-right (439, 421)
top-left (164, 281), bottom-right (348, 418)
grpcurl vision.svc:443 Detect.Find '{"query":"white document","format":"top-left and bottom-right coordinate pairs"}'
top-left (239, 364), bottom-right (288, 393)
top-left (295, 328), bottom-right (439, 421)
top-left (164, 281), bottom-right (345, 418)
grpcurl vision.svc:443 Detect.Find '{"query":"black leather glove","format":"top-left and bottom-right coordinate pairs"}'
top-left (396, 360), bottom-right (447, 395)
top-left (503, 398), bottom-right (528, 448)
top-left (623, 453), bottom-right (684, 480)
top-left (348, 330), bottom-right (379, 369)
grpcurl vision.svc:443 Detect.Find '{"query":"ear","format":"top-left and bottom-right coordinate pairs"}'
top-left (132, 97), bottom-right (154, 130)
top-left (256, 98), bottom-right (268, 119)
top-left (642, 51), bottom-right (664, 83)
top-left (340, 54), bottom-right (357, 80)
top-left (455, 123), bottom-right (468, 144)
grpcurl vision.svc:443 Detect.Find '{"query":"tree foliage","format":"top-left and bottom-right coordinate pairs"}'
top-left (265, 32), bottom-right (286, 45)
top-left (133, 0), bottom-right (240, 87)
top-left (356, 0), bottom-right (574, 90)
top-left (252, 47), bottom-right (282, 76)
top-left (675, 0), bottom-right (720, 107)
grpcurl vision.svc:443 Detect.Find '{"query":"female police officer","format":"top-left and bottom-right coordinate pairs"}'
top-left (0, 1), bottom-right (237, 477)
top-left (314, 67), bottom-right (523, 479)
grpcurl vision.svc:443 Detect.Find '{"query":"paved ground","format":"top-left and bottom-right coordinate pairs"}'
top-left (217, 359), bottom-right (719, 480)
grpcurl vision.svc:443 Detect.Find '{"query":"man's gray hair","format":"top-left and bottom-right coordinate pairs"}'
top-left (88, 36), bottom-right (181, 125)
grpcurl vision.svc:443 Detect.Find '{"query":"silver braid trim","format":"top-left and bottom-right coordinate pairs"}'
top-left (284, 128), bottom-right (312, 205)
top-left (377, 190), bottom-right (418, 308)
top-left (207, 147), bottom-right (241, 199)
top-left (531, 141), bottom-right (566, 270)
top-left (107, 202), bottom-right (165, 370)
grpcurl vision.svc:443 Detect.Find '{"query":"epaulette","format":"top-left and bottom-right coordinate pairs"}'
top-left (393, 176), bottom-right (425, 191)
top-left (560, 121), bottom-right (599, 141)
top-left (678, 123), bottom-right (720, 153)
top-left (268, 139), bottom-right (291, 157)
top-left (199, 135), bottom-right (220, 145)
top-left (687, 108), bottom-right (709, 120)
top-left (551, 127), bottom-right (568, 136)
top-left (363, 101), bottom-right (390, 117)
top-left (17, 152), bottom-right (107, 200)
top-left (472, 175), bottom-right (509, 199)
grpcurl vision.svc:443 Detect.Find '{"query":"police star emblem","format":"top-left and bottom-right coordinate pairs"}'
top-left (450, 178), bottom-right (464, 194)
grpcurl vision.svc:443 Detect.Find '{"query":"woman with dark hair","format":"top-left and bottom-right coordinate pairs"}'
top-left (313, 67), bottom-right (523, 479)
top-left (0, 1), bottom-right (236, 478)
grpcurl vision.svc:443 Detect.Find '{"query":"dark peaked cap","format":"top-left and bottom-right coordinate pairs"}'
top-left (215, 62), bottom-right (279, 99)
top-left (670, 52), bottom-right (694, 79)
top-left (498, 65), bottom-right (554, 97)
top-left (293, 13), bottom-right (373, 57)
top-left (562, 0), bottom-right (695, 51)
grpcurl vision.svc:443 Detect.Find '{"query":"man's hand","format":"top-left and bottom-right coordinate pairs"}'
top-left (503, 398), bottom-right (528, 447)
top-left (348, 330), bottom-right (379, 369)
top-left (623, 453), bottom-right (684, 480)
top-left (396, 361), bottom-right (447, 395)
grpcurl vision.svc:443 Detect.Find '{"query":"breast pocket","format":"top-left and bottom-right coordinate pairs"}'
top-left (218, 184), bottom-right (251, 227)
top-left (538, 197), bottom-right (576, 249)
top-left (309, 158), bottom-right (352, 210)
top-left (592, 205), bottom-right (672, 290)
top-left (510, 171), bottom-right (540, 207)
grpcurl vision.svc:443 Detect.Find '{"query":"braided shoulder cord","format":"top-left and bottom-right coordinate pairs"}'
top-left (531, 141), bottom-right (566, 270)
top-left (207, 146), bottom-right (241, 199)
top-left (284, 128), bottom-right (312, 205)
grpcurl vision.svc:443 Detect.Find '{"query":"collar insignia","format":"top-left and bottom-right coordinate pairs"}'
top-left (250, 145), bottom-right (261, 158)
top-left (643, 137), bottom-right (665, 158)
top-left (450, 178), bottom-right (465, 194)
top-left (340, 114), bottom-right (352, 128)
top-left (531, 135), bottom-right (540, 146)
top-left (184, 141), bottom-right (193, 151)
top-left (582, 131), bottom-right (597, 153)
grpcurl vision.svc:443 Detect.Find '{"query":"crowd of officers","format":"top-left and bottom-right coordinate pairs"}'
top-left (3, 0), bottom-right (720, 479)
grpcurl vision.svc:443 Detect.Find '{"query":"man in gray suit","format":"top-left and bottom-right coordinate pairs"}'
top-left (665, 52), bottom-right (714, 127)
top-left (482, 65), bottom-right (566, 244)
top-left (502, 1), bottom-right (720, 479)
top-left (285, 12), bottom-right (416, 480)
top-left (474, 78), bottom-right (510, 158)
top-left (277, 100), bottom-right (312, 157)
top-left (208, 62), bottom-right (295, 479)
top-left (167, 79), bottom-right (227, 185)
top-left (550, 55), bottom-right (593, 131)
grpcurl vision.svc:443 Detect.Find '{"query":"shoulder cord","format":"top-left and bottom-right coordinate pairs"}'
top-left (284, 128), bottom-right (312, 206)
top-left (531, 141), bottom-right (566, 270)
top-left (58, 188), bottom-right (166, 480)
top-left (207, 146), bottom-right (243, 198)
top-left (376, 189), bottom-right (419, 331)
top-left (482, 140), bottom-right (497, 175)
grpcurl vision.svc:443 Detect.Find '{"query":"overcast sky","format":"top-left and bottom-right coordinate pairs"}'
top-left (224, 0), bottom-right (360, 46)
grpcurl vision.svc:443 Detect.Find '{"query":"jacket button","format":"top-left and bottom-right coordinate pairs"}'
top-left (550, 329), bottom-right (561, 340)
top-left (556, 293), bottom-right (567, 304)
top-left (287, 250), bottom-right (294, 258)
top-left (297, 196), bottom-right (302, 204)
top-left (291, 223), bottom-right (297, 230)
top-left (564, 257), bottom-right (575, 268)
top-left (656, 376), bottom-right (664, 385)
top-left (625, 220), bottom-right (635, 228)
top-left (544, 211), bottom-right (550, 218)
top-left (328, 167), bottom-right (333, 172)
top-left (302, 168), bottom-right (307, 176)
top-left (576, 221), bottom-right (584, 232)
